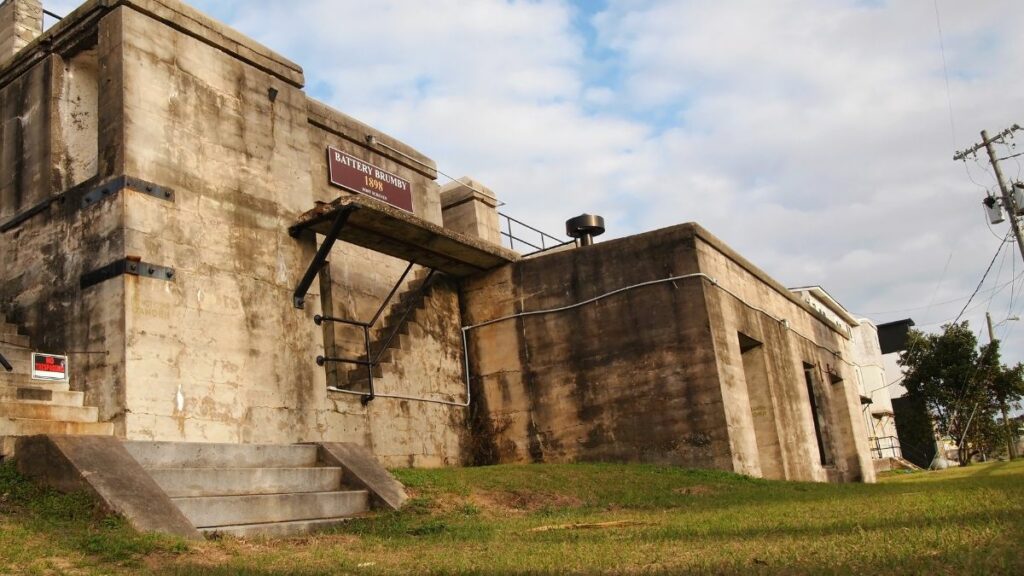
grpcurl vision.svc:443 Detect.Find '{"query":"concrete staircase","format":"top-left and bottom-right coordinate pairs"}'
top-left (345, 268), bottom-right (439, 389)
top-left (123, 441), bottom-right (371, 538)
top-left (0, 315), bottom-right (113, 456)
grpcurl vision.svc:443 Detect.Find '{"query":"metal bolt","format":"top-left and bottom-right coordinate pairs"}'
top-left (165, 270), bottom-right (174, 279)
top-left (164, 191), bottom-right (172, 199)
top-left (148, 268), bottom-right (155, 275)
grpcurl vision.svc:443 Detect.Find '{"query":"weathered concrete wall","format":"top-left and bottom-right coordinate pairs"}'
top-left (463, 226), bottom-right (733, 469)
top-left (695, 231), bottom-right (874, 482)
top-left (0, 12), bottom-right (126, 425)
top-left (463, 223), bottom-right (875, 482)
top-left (2, 0), bottom-right (467, 465)
top-left (112, 3), bottom-right (319, 442)
top-left (97, 0), bottom-right (466, 464)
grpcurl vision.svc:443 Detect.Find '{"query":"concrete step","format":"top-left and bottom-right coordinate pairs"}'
top-left (172, 490), bottom-right (369, 528)
top-left (0, 347), bottom-right (32, 370)
top-left (346, 360), bottom-right (395, 384)
top-left (0, 418), bottom-right (114, 437)
top-left (0, 322), bottom-right (25, 336)
top-left (0, 386), bottom-right (84, 406)
top-left (199, 516), bottom-right (354, 539)
top-left (347, 362), bottom-right (399, 389)
top-left (0, 375), bottom-right (70, 391)
top-left (0, 401), bottom-right (98, 422)
top-left (123, 441), bottom-right (319, 469)
top-left (149, 467), bottom-right (344, 498)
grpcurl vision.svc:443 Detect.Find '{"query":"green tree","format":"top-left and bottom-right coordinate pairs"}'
top-left (988, 343), bottom-right (1024, 458)
top-left (898, 322), bottom-right (1022, 465)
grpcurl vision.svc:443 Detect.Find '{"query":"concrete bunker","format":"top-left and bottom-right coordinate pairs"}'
top-left (1, 0), bottom-right (886, 493)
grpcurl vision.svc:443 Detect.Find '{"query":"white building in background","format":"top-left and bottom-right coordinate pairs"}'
top-left (791, 287), bottom-right (901, 463)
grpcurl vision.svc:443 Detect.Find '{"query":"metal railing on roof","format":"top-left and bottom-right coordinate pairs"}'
top-left (498, 212), bottom-right (575, 255)
top-left (868, 435), bottom-right (903, 460)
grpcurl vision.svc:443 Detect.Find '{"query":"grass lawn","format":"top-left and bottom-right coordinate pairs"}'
top-left (1, 459), bottom-right (1022, 575)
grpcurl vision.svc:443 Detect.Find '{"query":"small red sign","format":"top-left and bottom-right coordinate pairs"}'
top-left (327, 147), bottom-right (414, 213)
top-left (31, 353), bottom-right (68, 381)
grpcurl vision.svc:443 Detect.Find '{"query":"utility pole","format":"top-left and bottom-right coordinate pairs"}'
top-left (985, 311), bottom-right (1016, 459)
top-left (955, 125), bottom-right (1024, 265)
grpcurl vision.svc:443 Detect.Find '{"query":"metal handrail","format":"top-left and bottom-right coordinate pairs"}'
top-left (498, 212), bottom-right (573, 254)
top-left (314, 265), bottom-right (435, 404)
top-left (868, 435), bottom-right (903, 459)
top-left (372, 270), bottom-right (436, 363)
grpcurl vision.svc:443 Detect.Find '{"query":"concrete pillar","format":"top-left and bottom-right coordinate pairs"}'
top-left (0, 0), bottom-right (43, 66)
top-left (440, 177), bottom-right (502, 245)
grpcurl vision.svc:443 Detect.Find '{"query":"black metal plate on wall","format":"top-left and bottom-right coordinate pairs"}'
top-left (81, 176), bottom-right (174, 208)
top-left (80, 259), bottom-right (175, 290)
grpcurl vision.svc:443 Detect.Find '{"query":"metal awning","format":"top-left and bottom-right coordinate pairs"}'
top-left (289, 195), bottom-right (519, 308)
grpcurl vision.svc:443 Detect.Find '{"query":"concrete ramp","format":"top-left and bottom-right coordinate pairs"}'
top-left (15, 435), bottom-right (201, 540)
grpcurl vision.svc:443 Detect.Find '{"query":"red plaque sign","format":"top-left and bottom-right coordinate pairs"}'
top-left (327, 147), bottom-right (414, 213)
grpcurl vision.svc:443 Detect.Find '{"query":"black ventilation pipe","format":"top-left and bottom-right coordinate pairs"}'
top-left (566, 214), bottom-right (606, 247)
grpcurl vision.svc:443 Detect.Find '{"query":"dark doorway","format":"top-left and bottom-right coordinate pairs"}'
top-left (803, 363), bottom-right (833, 466)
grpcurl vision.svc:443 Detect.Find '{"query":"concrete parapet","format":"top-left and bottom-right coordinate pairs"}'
top-left (441, 177), bottom-right (502, 246)
top-left (0, 0), bottom-right (42, 66)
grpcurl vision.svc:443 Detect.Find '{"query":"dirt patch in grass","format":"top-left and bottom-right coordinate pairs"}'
top-left (673, 484), bottom-right (716, 496)
top-left (527, 520), bottom-right (651, 532)
top-left (471, 489), bottom-right (583, 514)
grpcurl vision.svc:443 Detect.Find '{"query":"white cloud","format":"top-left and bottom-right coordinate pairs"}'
top-left (48, 0), bottom-right (1024, 364)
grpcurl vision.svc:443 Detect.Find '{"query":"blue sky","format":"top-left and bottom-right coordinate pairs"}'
top-left (44, 0), bottom-right (1024, 369)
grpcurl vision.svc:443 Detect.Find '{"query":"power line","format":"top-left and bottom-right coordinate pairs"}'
top-left (932, 0), bottom-right (957, 148)
top-left (859, 270), bottom-right (1023, 316)
top-left (923, 249), bottom-right (954, 318)
top-left (987, 235), bottom-right (1013, 314)
top-left (951, 234), bottom-right (1010, 326)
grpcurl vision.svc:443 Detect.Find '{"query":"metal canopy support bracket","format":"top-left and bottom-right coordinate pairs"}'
top-left (80, 258), bottom-right (176, 290)
top-left (292, 205), bottom-right (356, 309)
top-left (82, 176), bottom-right (175, 208)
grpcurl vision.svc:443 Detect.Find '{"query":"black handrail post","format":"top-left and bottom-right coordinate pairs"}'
top-left (0, 353), bottom-right (12, 372)
top-left (293, 206), bottom-right (354, 309)
top-left (362, 325), bottom-right (375, 405)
